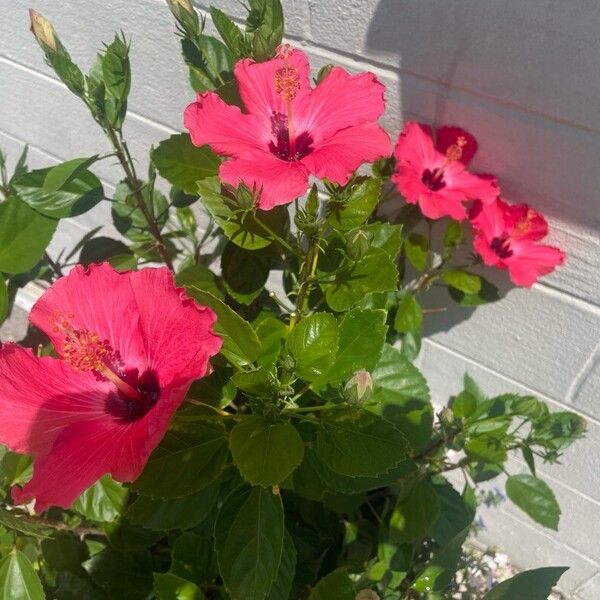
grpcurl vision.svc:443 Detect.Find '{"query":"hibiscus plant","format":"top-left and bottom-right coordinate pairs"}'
top-left (0, 2), bottom-right (584, 599)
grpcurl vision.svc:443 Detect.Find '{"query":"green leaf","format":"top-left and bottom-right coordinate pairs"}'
top-left (171, 532), bottom-right (218, 586)
top-left (79, 236), bottom-right (136, 270)
top-left (41, 531), bottom-right (88, 574)
top-left (231, 369), bottom-right (276, 397)
top-left (464, 436), bottom-right (507, 464)
top-left (505, 474), bottom-right (560, 530)
top-left (215, 485), bottom-right (284, 600)
top-left (326, 177), bottom-right (381, 231)
top-left (112, 182), bottom-right (168, 243)
top-left (320, 247), bottom-right (398, 312)
top-left (452, 391), bottom-right (477, 418)
top-left (13, 164), bottom-right (103, 218)
top-left (443, 220), bottom-right (463, 249)
top-left (394, 293), bottom-right (423, 333)
top-left (363, 222), bottom-right (403, 259)
top-left (198, 178), bottom-right (288, 250)
top-left (43, 155), bottom-right (99, 191)
top-left (0, 197), bottom-right (57, 274)
top-left (133, 422), bottom-right (229, 498)
top-left (184, 36), bottom-right (234, 92)
top-left (255, 315), bottom-right (287, 368)
top-left (176, 264), bottom-right (223, 299)
top-left (404, 233), bottom-right (428, 270)
top-left (369, 344), bottom-right (432, 449)
top-left (308, 568), bottom-right (355, 600)
top-left (0, 507), bottom-right (52, 539)
top-left (482, 566), bottom-right (568, 600)
top-left (72, 475), bottom-right (128, 522)
top-left (267, 530), bottom-right (296, 600)
top-left (210, 7), bottom-right (243, 56)
top-left (448, 276), bottom-right (500, 306)
top-left (287, 313), bottom-right (338, 381)
top-left (230, 416), bottom-right (305, 487)
top-left (0, 278), bottom-right (8, 325)
top-left (183, 288), bottom-right (261, 367)
top-left (390, 477), bottom-right (440, 543)
top-left (127, 484), bottom-right (219, 530)
top-left (153, 134), bottom-right (220, 195)
top-left (430, 478), bottom-right (476, 546)
top-left (221, 242), bottom-right (270, 305)
top-left (102, 34), bottom-right (131, 101)
top-left (84, 550), bottom-right (153, 600)
top-left (154, 572), bottom-right (204, 600)
top-left (316, 409), bottom-right (408, 477)
top-left (442, 269), bottom-right (481, 294)
top-left (325, 309), bottom-right (387, 386)
top-left (0, 550), bottom-right (45, 600)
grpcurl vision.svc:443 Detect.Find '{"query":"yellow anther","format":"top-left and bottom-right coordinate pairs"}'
top-left (445, 136), bottom-right (467, 162)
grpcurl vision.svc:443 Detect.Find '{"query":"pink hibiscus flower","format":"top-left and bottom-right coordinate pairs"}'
top-left (184, 45), bottom-right (391, 210)
top-left (392, 122), bottom-right (498, 220)
top-left (0, 263), bottom-right (221, 512)
top-left (469, 198), bottom-right (565, 287)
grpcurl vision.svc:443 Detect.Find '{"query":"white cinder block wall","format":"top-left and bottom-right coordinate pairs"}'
top-left (1, 1), bottom-right (599, 596)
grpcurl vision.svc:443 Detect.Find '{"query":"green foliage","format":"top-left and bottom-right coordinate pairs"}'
top-left (505, 474), bottom-right (560, 530)
top-left (0, 550), bottom-right (45, 600)
top-left (482, 566), bottom-right (568, 599)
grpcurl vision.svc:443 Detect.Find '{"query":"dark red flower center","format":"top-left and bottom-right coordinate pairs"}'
top-left (269, 112), bottom-right (313, 161)
top-left (421, 168), bottom-right (446, 191)
top-left (106, 369), bottom-right (160, 422)
top-left (490, 236), bottom-right (513, 259)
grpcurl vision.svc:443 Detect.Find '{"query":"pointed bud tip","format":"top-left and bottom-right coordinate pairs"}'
top-left (28, 8), bottom-right (57, 51)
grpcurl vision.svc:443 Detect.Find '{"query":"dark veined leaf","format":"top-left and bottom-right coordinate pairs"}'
top-left (0, 196), bottom-right (57, 274)
top-left (153, 572), bottom-right (204, 600)
top-left (215, 485), bottom-right (284, 600)
top-left (133, 421), bottom-right (229, 498)
top-left (0, 550), bottom-right (45, 600)
top-left (198, 178), bottom-right (289, 250)
top-left (430, 478), bottom-right (476, 546)
top-left (287, 313), bottom-right (338, 381)
top-left (152, 134), bottom-right (220, 195)
top-left (221, 242), bottom-right (271, 305)
top-left (267, 530), bottom-right (296, 600)
top-left (308, 568), bottom-right (355, 600)
top-left (390, 477), bottom-right (441, 543)
top-left (41, 531), bottom-right (89, 574)
top-left (230, 416), bottom-right (304, 487)
top-left (79, 236), bottom-right (136, 270)
top-left (12, 163), bottom-right (103, 218)
top-left (505, 474), bottom-right (561, 530)
top-left (482, 566), bottom-right (568, 600)
top-left (183, 287), bottom-right (261, 367)
top-left (171, 532), bottom-right (218, 587)
top-left (316, 409), bottom-right (408, 477)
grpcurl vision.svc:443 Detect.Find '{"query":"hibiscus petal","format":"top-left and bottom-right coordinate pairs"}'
top-left (234, 50), bottom-right (311, 126)
top-left (0, 344), bottom-right (112, 455)
top-left (506, 242), bottom-right (565, 287)
top-left (126, 268), bottom-right (222, 388)
top-left (394, 122), bottom-right (439, 168)
top-left (301, 123), bottom-right (391, 185)
top-left (295, 67), bottom-right (386, 143)
top-left (30, 263), bottom-right (145, 368)
top-left (505, 203), bottom-right (549, 241)
top-left (444, 165), bottom-right (499, 204)
top-left (219, 151), bottom-right (309, 209)
top-left (435, 126), bottom-right (478, 166)
top-left (469, 199), bottom-right (510, 240)
top-left (416, 188), bottom-right (468, 221)
top-left (184, 92), bottom-right (266, 156)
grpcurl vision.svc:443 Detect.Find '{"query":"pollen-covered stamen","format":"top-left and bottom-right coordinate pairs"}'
top-left (445, 136), bottom-right (467, 162)
top-left (513, 208), bottom-right (538, 236)
top-left (50, 312), bottom-right (143, 402)
top-left (428, 136), bottom-right (468, 185)
top-left (274, 44), bottom-right (300, 158)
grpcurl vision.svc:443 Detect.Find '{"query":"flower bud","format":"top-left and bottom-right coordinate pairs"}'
top-left (346, 229), bottom-right (370, 261)
top-left (166, 0), bottom-right (194, 18)
top-left (439, 406), bottom-right (455, 426)
top-left (166, 0), bottom-right (200, 35)
top-left (356, 591), bottom-right (380, 600)
top-left (344, 370), bottom-right (373, 405)
top-left (29, 9), bottom-right (57, 51)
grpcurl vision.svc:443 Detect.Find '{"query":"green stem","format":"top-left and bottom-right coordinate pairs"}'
top-left (285, 403), bottom-right (336, 413)
top-left (289, 237), bottom-right (320, 330)
top-left (251, 213), bottom-right (300, 257)
top-left (106, 125), bottom-right (174, 270)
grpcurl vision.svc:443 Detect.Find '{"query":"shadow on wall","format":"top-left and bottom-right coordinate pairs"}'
top-left (364, 0), bottom-right (600, 232)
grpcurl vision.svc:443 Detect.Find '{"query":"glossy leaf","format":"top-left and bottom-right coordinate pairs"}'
top-left (221, 242), bottom-right (270, 305)
top-left (308, 568), bottom-right (355, 600)
top-left (210, 7), bottom-right (243, 56)
top-left (316, 409), bottom-right (408, 477)
top-left (0, 550), bottom-right (45, 600)
top-left (153, 134), bottom-right (219, 195)
top-left (0, 197), bottom-right (57, 274)
top-left (505, 474), bottom-right (560, 530)
top-left (390, 477), bottom-right (440, 543)
top-left (153, 572), bottom-right (204, 600)
top-left (215, 485), bottom-right (284, 600)
top-left (483, 566), bottom-right (568, 600)
top-left (79, 236), bottom-right (136, 270)
top-left (13, 164), bottom-right (103, 218)
top-left (394, 293), bottom-right (422, 333)
top-left (230, 416), bottom-right (304, 487)
top-left (287, 313), bottom-right (338, 381)
top-left (267, 530), bottom-right (296, 600)
top-left (0, 507), bottom-right (52, 539)
top-left (72, 475), bottom-right (128, 522)
top-left (326, 177), bottom-right (381, 231)
top-left (448, 276), bottom-right (500, 306)
top-left (442, 269), bottom-right (481, 294)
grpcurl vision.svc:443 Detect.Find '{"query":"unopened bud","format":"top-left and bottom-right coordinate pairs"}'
top-left (439, 406), bottom-right (454, 426)
top-left (234, 183), bottom-right (257, 210)
top-left (346, 229), bottom-right (370, 261)
top-left (166, 0), bottom-right (194, 17)
top-left (356, 591), bottom-right (380, 600)
top-left (344, 370), bottom-right (373, 405)
top-left (29, 9), bottom-right (57, 51)
top-left (166, 0), bottom-right (199, 35)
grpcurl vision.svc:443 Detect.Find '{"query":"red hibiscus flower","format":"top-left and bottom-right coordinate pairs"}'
top-left (0, 263), bottom-right (221, 512)
top-left (184, 45), bottom-right (391, 210)
top-left (469, 198), bottom-right (565, 287)
top-left (392, 122), bottom-right (498, 220)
